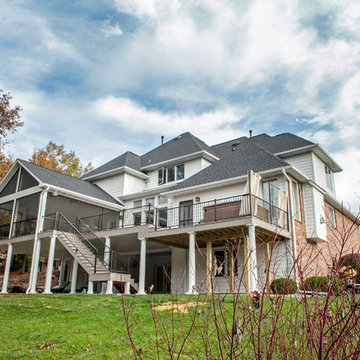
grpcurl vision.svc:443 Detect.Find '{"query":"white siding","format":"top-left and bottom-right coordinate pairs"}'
top-left (145, 158), bottom-right (208, 191)
top-left (123, 173), bottom-right (145, 195)
top-left (94, 174), bottom-right (124, 199)
top-left (282, 153), bottom-right (314, 179)
top-left (313, 188), bottom-right (327, 241)
top-left (312, 154), bottom-right (336, 196)
top-left (302, 183), bottom-right (317, 239)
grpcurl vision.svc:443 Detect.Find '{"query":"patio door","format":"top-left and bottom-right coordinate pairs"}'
top-left (155, 264), bottom-right (171, 293)
top-left (179, 200), bottom-right (193, 227)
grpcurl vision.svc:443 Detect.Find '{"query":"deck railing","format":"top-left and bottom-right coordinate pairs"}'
top-left (78, 194), bottom-right (289, 232)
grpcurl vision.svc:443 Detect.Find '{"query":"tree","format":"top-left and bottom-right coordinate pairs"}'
top-left (0, 90), bottom-right (22, 180)
top-left (0, 90), bottom-right (23, 149)
top-left (30, 141), bottom-right (94, 178)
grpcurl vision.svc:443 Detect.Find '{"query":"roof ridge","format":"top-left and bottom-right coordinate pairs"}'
top-left (19, 159), bottom-right (85, 181)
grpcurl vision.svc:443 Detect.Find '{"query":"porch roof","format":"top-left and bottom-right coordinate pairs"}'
top-left (18, 160), bottom-right (121, 206)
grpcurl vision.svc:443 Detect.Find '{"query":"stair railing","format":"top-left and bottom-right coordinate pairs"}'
top-left (54, 212), bottom-right (99, 273)
top-left (76, 216), bottom-right (128, 273)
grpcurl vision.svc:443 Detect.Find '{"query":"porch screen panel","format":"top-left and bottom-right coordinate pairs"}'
top-left (0, 200), bottom-right (13, 239)
top-left (0, 169), bottom-right (19, 197)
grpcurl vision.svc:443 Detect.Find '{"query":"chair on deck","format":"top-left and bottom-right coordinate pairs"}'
top-left (77, 281), bottom-right (88, 294)
top-left (51, 281), bottom-right (70, 293)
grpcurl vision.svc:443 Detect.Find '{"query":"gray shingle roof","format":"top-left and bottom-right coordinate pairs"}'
top-left (170, 139), bottom-right (289, 191)
top-left (83, 151), bottom-right (141, 179)
top-left (251, 133), bottom-right (314, 154)
top-left (140, 132), bottom-right (218, 167)
top-left (19, 160), bottom-right (121, 206)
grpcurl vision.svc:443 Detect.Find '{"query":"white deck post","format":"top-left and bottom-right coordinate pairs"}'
top-left (124, 282), bottom-right (130, 295)
top-left (186, 232), bottom-right (197, 294)
top-left (248, 224), bottom-right (258, 292)
top-left (1, 243), bottom-right (13, 294)
top-left (137, 238), bottom-right (146, 295)
top-left (106, 280), bottom-right (113, 294)
top-left (29, 238), bottom-right (42, 294)
top-left (27, 189), bottom-right (48, 294)
top-left (87, 281), bottom-right (94, 294)
top-left (43, 236), bottom-right (57, 294)
top-left (70, 259), bottom-right (79, 294)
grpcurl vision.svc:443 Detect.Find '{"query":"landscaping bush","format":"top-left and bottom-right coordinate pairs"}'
top-left (303, 276), bottom-right (341, 293)
top-left (340, 253), bottom-right (360, 282)
top-left (270, 278), bottom-right (297, 294)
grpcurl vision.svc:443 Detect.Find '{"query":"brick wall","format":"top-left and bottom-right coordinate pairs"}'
top-left (295, 191), bottom-right (360, 279)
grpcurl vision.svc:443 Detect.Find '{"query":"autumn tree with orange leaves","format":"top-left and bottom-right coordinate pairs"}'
top-left (30, 141), bottom-right (94, 178)
top-left (0, 90), bottom-right (23, 179)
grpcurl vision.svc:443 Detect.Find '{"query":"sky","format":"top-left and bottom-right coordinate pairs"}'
top-left (1, 0), bottom-right (360, 211)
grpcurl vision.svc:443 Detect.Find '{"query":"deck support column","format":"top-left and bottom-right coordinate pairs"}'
top-left (137, 238), bottom-right (146, 295)
top-left (229, 243), bottom-right (235, 293)
top-left (124, 282), bottom-right (130, 295)
top-left (27, 189), bottom-right (48, 294)
top-left (186, 232), bottom-right (197, 294)
top-left (106, 280), bottom-right (113, 294)
top-left (44, 235), bottom-right (57, 294)
top-left (247, 224), bottom-right (258, 293)
top-left (87, 281), bottom-right (94, 294)
top-left (265, 243), bottom-right (271, 293)
top-left (206, 239), bottom-right (212, 294)
top-left (1, 243), bottom-right (13, 294)
top-left (29, 238), bottom-right (42, 294)
top-left (70, 259), bottom-right (78, 294)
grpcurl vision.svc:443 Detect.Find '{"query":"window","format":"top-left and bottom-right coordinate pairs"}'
top-left (325, 166), bottom-right (334, 192)
top-left (158, 164), bottom-right (185, 184)
top-left (292, 181), bottom-right (301, 221)
top-left (158, 196), bottom-right (168, 205)
top-left (158, 208), bottom-right (167, 228)
top-left (176, 164), bottom-right (184, 180)
top-left (133, 200), bottom-right (142, 226)
top-left (329, 206), bottom-right (336, 227)
top-left (214, 250), bottom-right (225, 277)
top-left (167, 166), bottom-right (175, 182)
top-left (145, 197), bottom-right (154, 206)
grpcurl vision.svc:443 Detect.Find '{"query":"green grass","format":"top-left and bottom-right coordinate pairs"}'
top-left (0, 294), bottom-right (214, 359)
top-left (1, 293), bottom-right (357, 359)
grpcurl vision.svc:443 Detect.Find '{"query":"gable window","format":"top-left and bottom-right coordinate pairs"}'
top-left (292, 181), bottom-right (301, 221)
top-left (158, 164), bottom-right (185, 185)
top-left (325, 166), bottom-right (334, 192)
top-left (176, 164), bottom-right (184, 180)
top-left (329, 206), bottom-right (336, 227)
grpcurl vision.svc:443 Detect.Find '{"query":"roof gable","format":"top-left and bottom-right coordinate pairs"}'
top-left (170, 139), bottom-right (289, 191)
top-left (18, 160), bottom-right (120, 206)
top-left (82, 151), bottom-right (141, 179)
top-left (140, 132), bottom-right (218, 168)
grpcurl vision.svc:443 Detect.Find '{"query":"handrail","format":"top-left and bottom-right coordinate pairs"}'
top-left (57, 229), bottom-right (96, 270)
top-left (76, 215), bottom-right (128, 273)
top-left (57, 212), bottom-right (98, 253)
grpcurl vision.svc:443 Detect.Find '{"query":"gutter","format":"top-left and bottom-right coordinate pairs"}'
top-left (40, 184), bottom-right (123, 211)
top-left (282, 169), bottom-right (299, 287)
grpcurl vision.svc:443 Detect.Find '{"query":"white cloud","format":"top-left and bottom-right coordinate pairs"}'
top-left (100, 19), bottom-right (123, 37)
top-left (93, 96), bottom-right (248, 145)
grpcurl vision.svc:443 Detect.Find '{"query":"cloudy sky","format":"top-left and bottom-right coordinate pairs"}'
top-left (1, 0), bottom-right (359, 210)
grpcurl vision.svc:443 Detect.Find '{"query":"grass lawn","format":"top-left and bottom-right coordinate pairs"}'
top-left (1, 293), bottom-right (357, 359)
top-left (0, 294), bottom-right (214, 359)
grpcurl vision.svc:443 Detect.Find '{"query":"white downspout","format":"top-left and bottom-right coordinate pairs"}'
top-left (282, 170), bottom-right (298, 286)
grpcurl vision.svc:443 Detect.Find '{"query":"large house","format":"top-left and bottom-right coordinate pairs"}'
top-left (0, 132), bottom-right (359, 295)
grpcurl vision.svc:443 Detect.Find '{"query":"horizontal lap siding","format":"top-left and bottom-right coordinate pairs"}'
top-left (283, 153), bottom-right (314, 180)
top-left (94, 174), bottom-right (125, 199)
